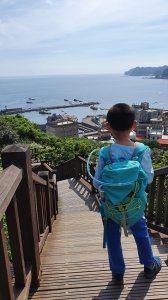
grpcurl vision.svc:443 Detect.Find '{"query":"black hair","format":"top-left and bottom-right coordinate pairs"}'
top-left (106, 103), bottom-right (135, 131)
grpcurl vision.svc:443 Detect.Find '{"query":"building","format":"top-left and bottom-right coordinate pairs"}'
top-left (133, 102), bottom-right (164, 139)
top-left (98, 128), bottom-right (111, 140)
top-left (46, 114), bottom-right (78, 137)
top-left (135, 123), bottom-right (149, 139)
top-left (133, 102), bottom-right (161, 123)
top-left (162, 111), bottom-right (168, 134)
top-left (133, 102), bottom-right (149, 110)
top-left (157, 135), bottom-right (168, 149)
top-left (146, 118), bottom-right (164, 140)
top-left (147, 129), bottom-right (163, 140)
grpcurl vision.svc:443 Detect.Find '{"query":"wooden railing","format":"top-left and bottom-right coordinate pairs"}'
top-left (0, 144), bottom-right (58, 300)
top-left (147, 166), bottom-right (168, 234)
top-left (76, 156), bottom-right (96, 192)
top-left (1, 145), bottom-right (168, 299)
top-left (55, 156), bottom-right (96, 192)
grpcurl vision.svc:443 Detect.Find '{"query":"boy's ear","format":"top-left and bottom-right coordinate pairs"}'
top-left (131, 120), bottom-right (137, 130)
top-left (105, 122), bottom-right (112, 131)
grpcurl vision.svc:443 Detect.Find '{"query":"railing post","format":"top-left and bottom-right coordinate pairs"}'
top-left (38, 171), bottom-right (52, 232)
top-left (74, 156), bottom-right (82, 179)
top-left (147, 178), bottom-right (156, 222)
top-left (50, 173), bottom-right (58, 218)
top-left (155, 174), bottom-right (165, 224)
top-left (6, 195), bottom-right (26, 287)
top-left (1, 144), bottom-right (41, 288)
top-left (90, 163), bottom-right (96, 194)
top-left (0, 221), bottom-right (15, 300)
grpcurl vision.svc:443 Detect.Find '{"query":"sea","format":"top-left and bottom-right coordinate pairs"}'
top-left (0, 74), bottom-right (168, 124)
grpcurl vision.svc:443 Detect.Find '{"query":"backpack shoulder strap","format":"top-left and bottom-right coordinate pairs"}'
top-left (133, 142), bottom-right (149, 162)
top-left (100, 142), bottom-right (149, 163)
top-left (131, 143), bottom-right (138, 159)
top-left (100, 145), bottom-right (113, 164)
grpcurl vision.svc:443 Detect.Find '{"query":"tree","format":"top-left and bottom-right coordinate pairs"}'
top-left (0, 120), bottom-right (19, 147)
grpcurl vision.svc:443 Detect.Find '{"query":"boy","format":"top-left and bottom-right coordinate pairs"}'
top-left (93, 103), bottom-right (161, 284)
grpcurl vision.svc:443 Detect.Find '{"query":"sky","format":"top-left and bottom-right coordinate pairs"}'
top-left (0, 0), bottom-right (168, 76)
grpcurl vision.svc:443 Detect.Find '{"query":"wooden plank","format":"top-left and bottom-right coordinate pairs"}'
top-left (28, 179), bottom-right (168, 300)
top-left (39, 227), bottom-right (49, 253)
top-left (14, 266), bottom-right (32, 300)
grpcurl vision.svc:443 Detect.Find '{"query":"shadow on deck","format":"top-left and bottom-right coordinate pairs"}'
top-left (29, 179), bottom-right (168, 300)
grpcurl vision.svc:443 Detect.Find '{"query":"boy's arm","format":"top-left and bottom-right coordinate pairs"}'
top-left (93, 157), bottom-right (105, 189)
top-left (141, 148), bottom-right (154, 184)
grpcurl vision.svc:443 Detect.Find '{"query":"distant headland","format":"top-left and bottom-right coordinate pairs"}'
top-left (125, 65), bottom-right (168, 79)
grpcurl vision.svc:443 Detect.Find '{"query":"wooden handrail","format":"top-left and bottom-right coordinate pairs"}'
top-left (154, 165), bottom-right (168, 176)
top-left (0, 165), bottom-right (22, 221)
top-left (1, 145), bottom-right (168, 299)
top-left (32, 171), bottom-right (47, 186)
top-left (147, 167), bottom-right (168, 234)
top-left (0, 144), bottom-right (58, 300)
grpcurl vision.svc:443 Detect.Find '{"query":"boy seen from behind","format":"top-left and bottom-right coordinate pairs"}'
top-left (93, 103), bottom-right (161, 284)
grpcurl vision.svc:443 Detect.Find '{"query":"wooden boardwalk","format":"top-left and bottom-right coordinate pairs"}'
top-left (29, 178), bottom-right (168, 300)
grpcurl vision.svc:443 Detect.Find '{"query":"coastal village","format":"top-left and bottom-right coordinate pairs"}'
top-left (1, 98), bottom-right (168, 147)
top-left (45, 101), bottom-right (168, 148)
top-left (1, 0), bottom-right (168, 297)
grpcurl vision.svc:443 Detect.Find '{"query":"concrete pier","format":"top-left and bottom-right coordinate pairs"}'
top-left (0, 101), bottom-right (100, 116)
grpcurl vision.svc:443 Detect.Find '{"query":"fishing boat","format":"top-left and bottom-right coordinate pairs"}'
top-left (90, 105), bottom-right (98, 110)
top-left (39, 110), bottom-right (51, 115)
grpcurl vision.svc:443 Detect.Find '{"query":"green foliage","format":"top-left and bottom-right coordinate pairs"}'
top-left (0, 115), bottom-right (167, 167)
top-left (0, 119), bottom-right (19, 148)
top-left (137, 139), bottom-right (162, 149)
top-left (125, 65), bottom-right (168, 76)
top-left (0, 115), bottom-right (101, 164)
top-left (151, 148), bottom-right (165, 169)
top-left (3, 216), bottom-right (12, 261)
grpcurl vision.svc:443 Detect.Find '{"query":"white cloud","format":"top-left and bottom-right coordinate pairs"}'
top-left (0, 0), bottom-right (168, 75)
top-left (0, 0), bottom-right (168, 49)
top-left (45, 0), bottom-right (54, 6)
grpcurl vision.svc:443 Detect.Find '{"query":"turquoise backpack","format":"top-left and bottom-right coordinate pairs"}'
top-left (87, 143), bottom-right (149, 247)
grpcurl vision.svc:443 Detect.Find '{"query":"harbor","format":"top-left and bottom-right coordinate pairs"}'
top-left (0, 100), bottom-right (100, 116)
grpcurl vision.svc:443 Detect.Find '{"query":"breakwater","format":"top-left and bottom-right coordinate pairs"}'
top-left (0, 101), bottom-right (100, 116)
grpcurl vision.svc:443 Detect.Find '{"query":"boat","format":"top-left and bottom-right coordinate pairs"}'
top-left (90, 105), bottom-right (98, 110)
top-left (39, 110), bottom-right (51, 115)
top-left (28, 97), bottom-right (36, 100)
top-left (26, 101), bottom-right (33, 104)
top-left (64, 99), bottom-right (69, 101)
top-left (69, 100), bottom-right (75, 105)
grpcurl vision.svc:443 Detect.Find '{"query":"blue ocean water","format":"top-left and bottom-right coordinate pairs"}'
top-left (0, 74), bottom-right (168, 124)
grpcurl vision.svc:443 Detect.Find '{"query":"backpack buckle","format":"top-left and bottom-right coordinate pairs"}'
top-left (117, 204), bottom-right (129, 237)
